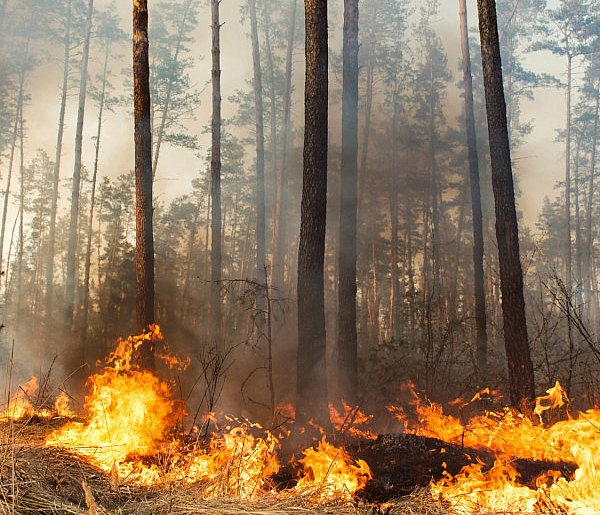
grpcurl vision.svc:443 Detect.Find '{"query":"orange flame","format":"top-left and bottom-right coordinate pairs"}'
top-left (295, 437), bottom-right (372, 500)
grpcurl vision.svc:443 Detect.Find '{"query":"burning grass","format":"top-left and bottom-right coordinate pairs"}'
top-left (4, 326), bottom-right (600, 513)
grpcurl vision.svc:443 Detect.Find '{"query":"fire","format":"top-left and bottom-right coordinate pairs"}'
top-left (46, 326), bottom-right (181, 481)
top-left (329, 401), bottom-right (377, 440)
top-left (390, 382), bottom-right (600, 513)
top-left (183, 421), bottom-right (280, 498)
top-left (1, 376), bottom-right (75, 421)
top-left (42, 326), bottom-right (369, 503)
top-left (295, 437), bottom-right (372, 500)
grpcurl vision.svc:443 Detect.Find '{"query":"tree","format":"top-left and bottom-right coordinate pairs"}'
top-left (477, 0), bottom-right (535, 408)
top-left (297, 0), bottom-right (329, 425)
top-left (337, 0), bottom-right (359, 404)
top-left (150, 0), bottom-right (201, 179)
top-left (459, 0), bottom-right (488, 380)
top-left (46, 0), bottom-right (73, 322)
top-left (133, 0), bottom-right (155, 369)
top-left (65, 0), bottom-right (94, 328)
top-left (248, 0), bottom-right (266, 304)
top-left (210, 0), bottom-right (222, 350)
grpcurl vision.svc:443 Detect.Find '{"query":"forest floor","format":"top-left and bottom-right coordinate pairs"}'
top-left (0, 419), bottom-right (446, 515)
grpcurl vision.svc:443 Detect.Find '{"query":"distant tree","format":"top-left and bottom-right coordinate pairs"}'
top-left (477, 0), bottom-right (535, 408)
top-left (65, 0), bottom-right (94, 328)
top-left (133, 0), bottom-right (155, 369)
top-left (81, 5), bottom-right (125, 353)
top-left (459, 0), bottom-right (488, 380)
top-left (297, 0), bottom-right (329, 426)
top-left (210, 0), bottom-right (223, 350)
top-left (150, 0), bottom-right (201, 179)
top-left (248, 0), bottom-right (267, 310)
top-left (46, 0), bottom-right (74, 322)
top-left (337, 0), bottom-right (359, 404)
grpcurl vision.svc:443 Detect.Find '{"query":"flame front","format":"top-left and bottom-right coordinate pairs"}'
top-left (295, 437), bottom-right (372, 500)
top-left (390, 382), bottom-right (600, 513)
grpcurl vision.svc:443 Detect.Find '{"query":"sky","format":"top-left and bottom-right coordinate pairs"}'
top-left (19, 0), bottom-right (571, 230)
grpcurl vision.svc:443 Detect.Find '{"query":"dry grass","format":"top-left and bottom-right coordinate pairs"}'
top-left (0, 418), bottom-right (448, 515)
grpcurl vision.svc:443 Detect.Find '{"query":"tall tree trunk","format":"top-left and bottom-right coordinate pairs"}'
top-left (133, 0), bottom-right (155, 369)
top-left (564, 51), bottom-right (574, 382)
top-left (459, 0), bottom-right (488, 380)
top-left (271, 0), bottom-right (297, 291)
top-left (210, 0), bottom-right (222, 350)
top-left (0, 66), bottom-right (26, 286)
top-left (249, 0), bottom-right (266, 316)
top-left (152, 0), bottom-right (194, 180)
top-left (81, 42), bottom-right (110, 358)
top-left (15, 105), bottom-right (24, 332)
top-left (261, 0), bottom-right (278, 188)
top-left (477, 0), bottom-right (535, 408)
top-left (585, 78), bottom-right (600, 321)
top-left (297, 0), bottom-right (329, 426)
top-left (337, 0), bottom-right (359, 405)
top-left (65, 0), bottom-right (94, 327)
top-left (46, 0), bottom-right (72, 322)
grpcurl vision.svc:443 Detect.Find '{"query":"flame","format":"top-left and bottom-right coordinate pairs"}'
top-left (1, 376), bottom-right (75, 421)
top-left (389, 382), bottom-right (600, 512)
top-left (329, 402), bottom-right (377, 440)
top-left (295, 437), bottom-right (372, 500)
top-left (46, 326), bottom-right (181, 480)
top-left (183, 421), bottom-right (280, 498)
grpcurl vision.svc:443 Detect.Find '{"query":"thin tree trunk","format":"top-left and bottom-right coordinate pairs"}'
top-left (65, 0), bottom-right (94, 327)
top-left (261, 0), bottom-right (278, 188)
top-left (46, 0), bottom-right (72, 322)
top-left (336, 0), bottom-right (359, 404)
top-left (152, 0), bottom-right (194, 180)
top-left (15, 105), bottom-right (24, 331)
top-left (297, 0), bottom-right (329, 426)
top-left (81, 42), bottom-right (110, 357)
top-left (459, 0), bottom-right (488, 379)
top-left (585, 78), bottom-right (600, 321)
top-left (133, 0), bottom-right (156, 369)
top-left (0, 69), bottom-right (25, 285)
top-left (249, 0), bottom-right (266, 319)
top-left (271, 0), bottom-right (297, 291)
top-left (210, 0), bottom-right (222, 350)
top-left (477, 0), bottom-right (535, 408)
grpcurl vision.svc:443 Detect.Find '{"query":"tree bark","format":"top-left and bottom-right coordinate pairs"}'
top-left (210, 0), bottom-right (222, 350)
top-left (337, 0), bottom-right (359, 405)
top-left (476, 0), bottom-right (535, 408)
top-left (133, 0), bottom-right (156, 369)
top-left (65, 0), bottom-right (94, 327)
top-left (46, 0), bottom-right (72, 322)
top-left (459, 0), bottom-right (488, 380)
top-left (297, 0), bottom-right (329, 426)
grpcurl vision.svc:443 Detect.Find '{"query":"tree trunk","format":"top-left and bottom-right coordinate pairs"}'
top-left (15, 105), bottom-right (24, 331)
top-left (271, 0), bottom-right (297, 292)
top-left (133, 0), bottom-right (156, 369)
top-left (65, 0), bottom-right (94, 327)
top-left (476, 0), bottom-right (535, 408)
top-left (81, 41), bottom-right (110, 359)
top-left (585, 78), bottom-right (600, 321)
top-left (0, 65), bottom-right (26, 287)
top-left (337, 0), bottom-right (359, 405)
top-left (261, 0), bottom-right (278, 189)
top-left (152, 0), bottom-right (194, 180)
top-left (459, 0), bottom-right (488, 380)
top-left (210, 0), bottom-right (222, 350)
top-left (249, 0), bottom-right (267, 321)
top-left (297, 0), bottom-right (329, 426)
top-left (46, 0), bottom-right (72, 323)
top-left (564, 51), bottom-right (574, 383)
